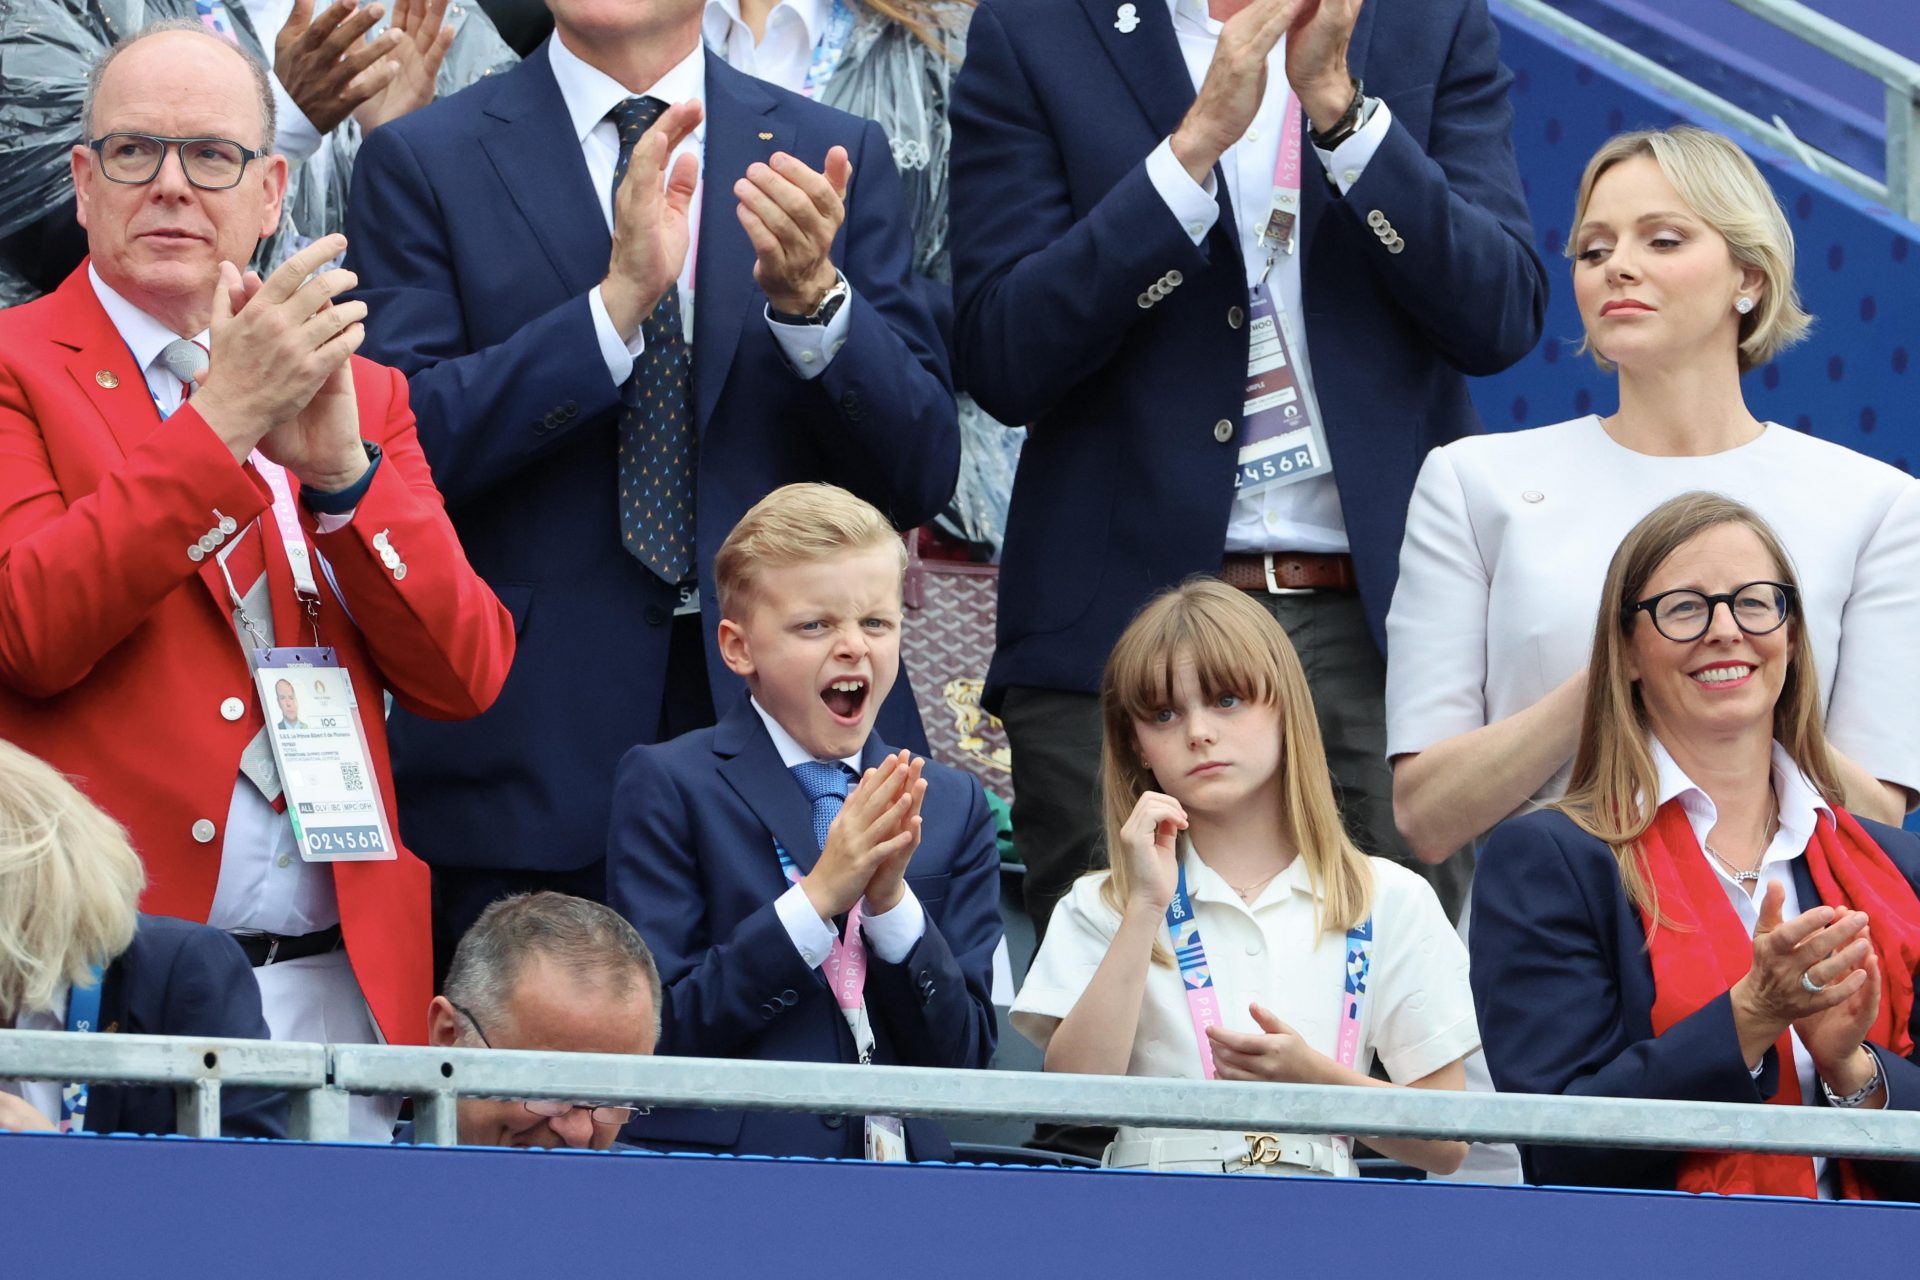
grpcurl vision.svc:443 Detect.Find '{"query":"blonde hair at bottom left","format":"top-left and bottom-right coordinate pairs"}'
top-left (0, 741), bottom-right (144, 1020)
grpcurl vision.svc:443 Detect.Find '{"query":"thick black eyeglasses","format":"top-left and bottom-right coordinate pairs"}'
top-left (447, 1000), bottom-right (641, 1127)
top-left (1625, 581), bottom-right (1796, 643)
top-left (86, 133), bottom-right (263, 191)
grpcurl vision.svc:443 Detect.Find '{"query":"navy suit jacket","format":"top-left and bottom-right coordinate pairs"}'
top-left (1472, 808), bottom-right (1920, 1200)
top-left (949, 0), bottom-right (1546, 703)
top-left (80, 915), bottom-right (286, 1140)
top-left (346, 43), bottom-right (956, 874)
top-left (605, 693), bottom-right (1002, 1159)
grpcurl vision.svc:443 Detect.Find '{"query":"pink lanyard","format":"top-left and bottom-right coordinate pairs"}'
top-left (774, 843), bottom-right (873, 1059)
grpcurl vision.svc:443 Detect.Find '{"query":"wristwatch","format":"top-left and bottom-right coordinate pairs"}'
top-left (768, 270), bottom-right (852, 326)
top-left (1819, 1046), bottom-right (1884, 1109)
top-left (1310, 78), bottom-right (1373, 151)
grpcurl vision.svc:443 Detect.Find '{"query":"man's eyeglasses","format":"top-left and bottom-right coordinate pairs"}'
top-left (447, 999), bottom-right (641, 1127)
top-left (1625, 581), bottom-right (1796, 644)
top-left (86, 133), bottom-right (263, 191)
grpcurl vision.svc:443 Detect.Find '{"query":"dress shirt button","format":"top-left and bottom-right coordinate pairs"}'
top-left (1251, 219), bottom-right (1265, 236)
top-left (1137, 292), bottom-right (1153, 309)
top-left (191, 819), bottom-right (216, 844)
top-left (1188, 222), bottom-right (1205, 238)
top-left (799, 350), bottom-right (817, 364)
top-left (1367, 209), bottom-right (1386, 229)
top-left (1166, 270), bottom-right (1183, 287)
top-left (188, 544), bottom-right (205, 562)
top-left (800, 950), bottom-right (818, 966)
top-left (1227, 306), bottom-right (1244, 329)
top-left (1523, 490), bottom-right (1545, 504)
top-left (1245, 939), bottom-right (1263, 956)
top-left (1343, 170), bottom-right (1358, 186)
top-left (220, 697), bottom-right (245, 721)
top-left (1246, 126), bottom-right (1260, 142)
top-left (277, 854), bottom-right (292, 868)
top-left (829, 340), bottom-right (844, 358)
top-left (1213, 419), bottom-right (1234, 443)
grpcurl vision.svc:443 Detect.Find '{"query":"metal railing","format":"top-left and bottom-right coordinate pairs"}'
top-left (1494, 0), bottom-right (1920, 219)
top-left (4, 1029), bottom-right (1920, 1164)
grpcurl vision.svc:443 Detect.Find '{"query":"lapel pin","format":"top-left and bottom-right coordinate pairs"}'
top-left (758, 131), bottom-right (774, 141)
top-left (1114, 2), bottom-right (1139, 32)
top-left (95, 370), bottom-right (120, 388)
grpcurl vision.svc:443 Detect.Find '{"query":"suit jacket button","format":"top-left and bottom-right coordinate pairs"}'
top-left (220, 697), bottom-right (245, 721)
top-left (1227, 306), bottom-right (1244, 329)
top-left (191, 819), bottom-right (217, 843)
top-left (1137, 292), bottom-right (1153, 309)
top-left (780, 989), bottom-right (798, 1005)
top-left (823, 1114), bottom-right (844, 1129)
top-left (1367, 209), bottom-right (1386, 229)
top-left (644, 605), bottom-right (667, 626)
top-left (563, 401), bottom-right (579, 417)
top-left (1213, 419), bottom-right (1233, 443)
top-left (188, 544), bottom-right (206, 562)
top-left (1166, 270), bottom-right (1183, 286)
top-left (760, 1004), bottom-right (776, 1019)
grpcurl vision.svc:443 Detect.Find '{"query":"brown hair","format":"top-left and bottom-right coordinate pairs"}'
top-left (1569, 126), bottom-right (1811, 374)
top-left (714, 482), bottom-right (907, 621)
top-left (1556, 492), bottom-right (1838, 920)
top-left (1097, 578), bottom-right (1372, 963)
top-left (861, 0), bottom-right (972, 58)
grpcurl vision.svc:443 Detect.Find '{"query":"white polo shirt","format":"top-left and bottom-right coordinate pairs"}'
top-left (1013, 845), bottom-right (1479, 1167)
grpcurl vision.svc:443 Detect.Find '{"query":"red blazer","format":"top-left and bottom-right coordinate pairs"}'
top-left (0, 265), bottom-right (516, 1045)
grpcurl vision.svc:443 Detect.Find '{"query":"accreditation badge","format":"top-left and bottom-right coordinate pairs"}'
top-left (865, 1114), bottom-right (908, 1162)
top-left (1235, 283), bottom-right (1334, 494)
top-left (254, 648), bottom-right (397, 862)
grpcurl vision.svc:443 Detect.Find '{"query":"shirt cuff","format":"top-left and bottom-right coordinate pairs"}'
top-left (765, 293), bottom-right (854, 381)
top-left (589, 284), bottom-right (647, 389)
top-left (270, 75), bottom-right (326, 163)
top-left (299, 444), bottom-right (381, 517)
top-left (775, 882), bottom-right (839, 969)
top-left (1313, 99), bottom-right (1393, 196)
top-left (858, 885), bottom-right (926, 965)
top-left (1146, 137), bottom-right (1219, 245)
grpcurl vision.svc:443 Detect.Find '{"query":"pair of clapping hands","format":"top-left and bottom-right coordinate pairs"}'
top-left (274, 0), bottom-right (455, 136)
top-left (1734, 885), bottom-right (1887, 1103)
top-left (799, 752), bottom-right (928, 925)
top-left (598, 102), bottom-right (852, 338)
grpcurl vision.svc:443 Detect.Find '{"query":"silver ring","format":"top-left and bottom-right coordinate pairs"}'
top-left (1799, 970), bottom-right (1828, 995)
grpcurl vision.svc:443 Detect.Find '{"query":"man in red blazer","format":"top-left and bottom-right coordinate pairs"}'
top-left (0, 20), bottom-right (514, 1137)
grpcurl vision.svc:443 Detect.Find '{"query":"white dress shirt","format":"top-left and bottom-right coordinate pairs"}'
top-left (89, 269), bottom-right (341, 938)
top-left (0, 985), bottom-right (68, 1126)
top-left (546, 32), bottom-right (852, 389)
top-left (242, 0), bottom-right (345, 196)
top-left (703, 0), bottom-right (832, 95)
top-left (748, 698), bottom-right (926, 966)
top-left (1385, 416), bottom-right (1920, 804)
top-left (1651, 737), bottom-right (1855, 1191)
top-left (1144, 1), bottom-right (1390, 555)
top-left (1014, 847), bottom-right (1478, 1170)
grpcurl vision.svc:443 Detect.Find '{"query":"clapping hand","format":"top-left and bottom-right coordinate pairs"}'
top-left (352, 0), bottom-right (457, 131)
top-left (735, 149), bottom-right (849, 316)
top-left (1169, 0), bottom-right (1305, 183)
top-left (1286, 0), bottom-right (1365, 132)
top-left (1730, 882), bottom-right (1875, 1066)
top-left (799, 752), bottom-right (926, 922)
top-left (274, 0), bottom-right (402, 135)
top-left (601, 102), bottom-right (704, 340)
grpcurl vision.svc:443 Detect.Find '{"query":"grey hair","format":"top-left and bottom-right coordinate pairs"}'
top-left (82, 18), bottom-right (278, 150)
top-left (0, 742), bottom-right (145, 1021)
top-left (444, 893), bottom-right (664, 1041)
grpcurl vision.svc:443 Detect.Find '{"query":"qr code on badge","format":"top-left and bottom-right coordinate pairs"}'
top-left (340, 761), bottom-right (366, 792)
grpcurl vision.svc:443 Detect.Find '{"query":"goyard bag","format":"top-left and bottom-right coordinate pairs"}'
top-left (900, 528), bottom-right (1013, 807)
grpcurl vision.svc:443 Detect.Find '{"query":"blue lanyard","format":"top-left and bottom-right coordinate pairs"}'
top-left (60, 965), bottom-right (105, 1133)
top-left (802, 0), bottom-right (858, 96)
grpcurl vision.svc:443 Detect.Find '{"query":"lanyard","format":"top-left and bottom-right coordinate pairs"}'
top-left (1255, 91), bottom-right (1305, 280)
top-left (801, 0), bottom-right (858, 97)
top-left (773, 843), bottom-right (874, 1063)
top-left (59, 965), bottom-right (106, 1134)
top-left (214, 454), bottom-right (325, 649)
top-left (1165, 858), bottom-right (1372, 1081)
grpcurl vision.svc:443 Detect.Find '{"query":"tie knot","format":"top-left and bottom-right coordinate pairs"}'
top-left (790, 760), bottom-right (855, 804)
top-left (159, 338), bottom-right (209, 384)
top-left (608, 96), bottom-right (669, 146)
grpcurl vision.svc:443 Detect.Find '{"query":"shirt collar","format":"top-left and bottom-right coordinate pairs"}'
top-left (548, 29), bottom-right (708, 146)
top-left (1180, 837), bottom-right (1315, 909)
top-left (88, 264), bottom-right (207, 375)
top-left (1650, 736), bottom-right (1832, 862)
top-left (703, 0), bottom-right (832, 53)
top-left (748, 696), bottom-right (864, 775)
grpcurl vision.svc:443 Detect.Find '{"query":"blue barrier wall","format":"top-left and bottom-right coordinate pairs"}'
top-left (1474, 5), bottom-right (1920, 481)
top-left (5, 1132), bottom-right (1919, 1279)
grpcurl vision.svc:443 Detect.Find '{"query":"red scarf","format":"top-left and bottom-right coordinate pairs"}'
top-left (1638, 798), bottom-right (1920, 1198)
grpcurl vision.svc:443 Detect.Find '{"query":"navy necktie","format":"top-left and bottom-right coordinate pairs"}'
top-left (608, 96), bottom-right (697, 584)
top-left (790, 761), bottom-right (857, 853)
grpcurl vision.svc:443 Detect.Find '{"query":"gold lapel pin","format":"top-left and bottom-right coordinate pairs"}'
top-left (96, 370), bottom-right (120, 389)
top-left (758, 131), bottom-right (774, 141)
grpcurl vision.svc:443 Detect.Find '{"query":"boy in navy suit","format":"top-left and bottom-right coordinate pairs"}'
top-left (606, 484), bottom-right (1002, 1160)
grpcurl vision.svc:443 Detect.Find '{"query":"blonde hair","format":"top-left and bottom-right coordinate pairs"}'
top-left (1569, 126), bottom-right (1812, 373)
top-left (1097, 579), bottom-right (1373, 963)
top-left (1556, 492), bottom-right (1838, 921)
top-left (714, 483), bottom-right (908, 621)
top-left (0, 742), bottom-right (144, 1021)
top-left (860, 0), bottom-right (971, 58)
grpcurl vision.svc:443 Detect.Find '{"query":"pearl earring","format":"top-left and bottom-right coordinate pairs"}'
top-left (1735, 296), bottom-right (1754, 315)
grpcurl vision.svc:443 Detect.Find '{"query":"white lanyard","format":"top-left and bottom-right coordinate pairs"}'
top-left (215, 454), bottom-right (324, 646)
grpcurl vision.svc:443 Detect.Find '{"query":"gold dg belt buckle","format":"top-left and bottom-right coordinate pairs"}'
top-left (1240, 1133), bottom-right (1286, 1168)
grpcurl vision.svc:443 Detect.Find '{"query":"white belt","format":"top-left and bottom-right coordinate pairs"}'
top-left (1103, 1132), bottom-right (1344, 1177)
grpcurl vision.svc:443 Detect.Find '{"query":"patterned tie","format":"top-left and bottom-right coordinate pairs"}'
top-left (791, 761), bottom-right (857, 853)
top-left (608, 96), bottom-right (697, 584)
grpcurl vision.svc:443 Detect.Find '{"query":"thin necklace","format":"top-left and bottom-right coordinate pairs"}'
top-left (1227, 868), bottom-right (1282, 902)
top-left (1705, 811), bottom-right (1779, 884)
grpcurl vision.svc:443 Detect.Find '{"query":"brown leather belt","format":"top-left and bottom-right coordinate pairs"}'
top-left (1219, 552), bottom-right (1357, 594)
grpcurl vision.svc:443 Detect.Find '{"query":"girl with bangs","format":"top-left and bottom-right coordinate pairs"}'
top-left (1010, 579), bottom-right (1478, 1177)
